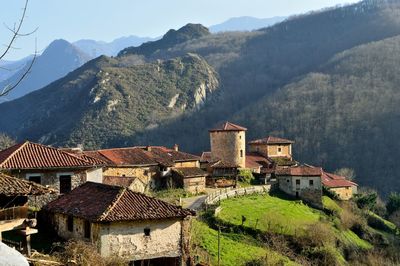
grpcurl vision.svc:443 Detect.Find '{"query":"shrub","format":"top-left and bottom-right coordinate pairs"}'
top-left (299, 222), bottom-right (336, 247)
top-left (354, 192), bottom-right (377, 210)
top-left (238, 169), bottom-right (255, 184)
top-left (53, 240), bottom-right (127, 266)
top-left (387, 192), bottom-right (400, 216)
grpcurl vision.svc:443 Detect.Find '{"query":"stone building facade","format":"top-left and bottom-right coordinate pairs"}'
top-left (44, 182), bottom-right (194, 265)
top-left (248, 136), bottom-right (294, 160)
top-left (276, 166), bottom-right (323, 207)
top-left (0, 141), bottom-right (103, 208)
top-left (209, 122), bottom-right (247, 168)
top-left (322, 172), bottom-right (358, 200)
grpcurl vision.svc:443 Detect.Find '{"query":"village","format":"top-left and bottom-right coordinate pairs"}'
top-left (0, 121), bottom-right (358, 265)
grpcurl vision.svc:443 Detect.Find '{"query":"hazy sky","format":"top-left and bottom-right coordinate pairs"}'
top-left (1, 0), bottom-right (360, 60)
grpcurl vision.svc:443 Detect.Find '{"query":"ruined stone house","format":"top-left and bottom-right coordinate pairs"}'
top-left (43, 182), bottom-right (194, 265)
top-left (0, 141), bottom-right (103, 207)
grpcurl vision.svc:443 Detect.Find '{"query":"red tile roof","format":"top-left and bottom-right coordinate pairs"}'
top-left (0, 141), bottom-right (95, 170)
top-left (209, 121), bottom-right (247, 132)
top-left (322, 172), bottom-right (358, 188)
top-left (211, 160), bottom-right (240, 169)
top-left (200, 152), bottom-right (212, 163)
top-left (245, 152), bottom-right (274, 169)
top-left (103, 176), bottom-right (137, 187)
top-left (172, 167), bottom-right (208, 177)
top-left (276, 165), bottom-right (322, 176)
top-left (0, 173), bottom-right (55, 196)
top-left (249, 136), bottom-right (294, 145)
top-left (87, 146), bottom-right (199, 167)
top-left (44, 182), bottom-right (194, 222)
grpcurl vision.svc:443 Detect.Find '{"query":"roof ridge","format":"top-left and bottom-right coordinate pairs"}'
top-left (98, 186), bottom-right (126, 221)
top-left (58, 149), bottom-right (93, 166)
top-left (0, 141), bottom-right (28, 168)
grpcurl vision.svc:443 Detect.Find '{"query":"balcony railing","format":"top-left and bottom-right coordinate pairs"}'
top-left (0, 206), bottom-right (28, 221)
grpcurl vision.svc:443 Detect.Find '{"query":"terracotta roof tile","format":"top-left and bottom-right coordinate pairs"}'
top-left (211, 160), bottom-right (240, 169)
top-left (276, 165), bottom-right (322, 176)
top-left (0, 173), bottom-right (54, 196)
top-left (322, 172), bottom-right (358, 188)
top-left (249, 136), bottom-right (294, 145)
top-left (200, 152), bottom-right (212, 163)
top-left (103, 176), bottom-right (137, 187)
top-left (44, 182), bottom-right (194, 222)
top-left (88, 146), bottom-right (199, 167)
top-left (0, 141), bottom-right (94, 170)
top-left (172, 167), bottom-right (208, 177)
top-left (245, 152), bottom-right (274, 169)
top-left (209, 121), bottom-right (247, 132)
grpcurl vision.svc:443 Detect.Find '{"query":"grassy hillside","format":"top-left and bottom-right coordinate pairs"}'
top-left (193, 193), bottom-right (400, 265)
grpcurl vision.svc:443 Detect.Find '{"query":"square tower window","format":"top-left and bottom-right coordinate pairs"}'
top-left (144, 228), bottom-right (151, 236)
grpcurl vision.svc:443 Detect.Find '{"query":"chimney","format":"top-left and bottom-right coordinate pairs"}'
top-left (173, 144), bottom-right (179, 151)
top-left (146, 146), bottom-right (152, 152)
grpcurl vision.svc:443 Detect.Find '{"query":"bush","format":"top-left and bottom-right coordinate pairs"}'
top-left (238, 169), bottom-right (255, 184)
top-left (54, 240), bottom-right (127, 266)
top-left (300, 223), bottom-right (336, 247)
top-left (354, 192), bottom-right (377, 210)
top-left (387, 192), bottom-right (400, 216)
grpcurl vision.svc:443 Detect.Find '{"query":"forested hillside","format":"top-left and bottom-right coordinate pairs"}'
top-left (0, 53), bottom-right (219, 148)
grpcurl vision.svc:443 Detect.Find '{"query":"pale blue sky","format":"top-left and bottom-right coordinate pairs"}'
top-left (1, 0), bottom-right (360, 60)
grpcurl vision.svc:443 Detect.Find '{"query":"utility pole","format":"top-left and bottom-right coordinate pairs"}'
top-left (217, 225), bottom-right (221, 266)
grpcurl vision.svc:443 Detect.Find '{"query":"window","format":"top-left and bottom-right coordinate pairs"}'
top-left (287, 179), bottom-right (290, 183)
top-left (67, 216), bottom-right (73, 232)
top-left (296, 179), bottom-right (300, 185)
top-left (144, 228), bottom-right (151, 237)
top-left (240, 150), bottom-right (243, 158)
top-left (84, 220), bottom-right (91, 238)
top-left (59, 175), bottom-right (72, 194)
top-left (29, 175), bottom-right (41, 184)
top-left (309, 180), bottom-right (314, 186)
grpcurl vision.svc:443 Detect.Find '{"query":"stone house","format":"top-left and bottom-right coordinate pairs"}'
top-left (83, 145), bottom-right (203, 193)
top-left (322, 171), bottom-right (358, 200)
top-left (43, 182), bottom-right (194, 265)
top-left (0, 173), bottom-right (53, 255)
top-left (170, 167), bottom-right (207, 193)
top-left (0, 141), bottom-right (103, 207)
top-left (276, 165), bottom-right (323, 207)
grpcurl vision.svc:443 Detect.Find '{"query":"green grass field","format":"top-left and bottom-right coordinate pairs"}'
top-left (218, 194), bottom-right (322, 235)
top-left (191, 219), bottom-right (298, 266)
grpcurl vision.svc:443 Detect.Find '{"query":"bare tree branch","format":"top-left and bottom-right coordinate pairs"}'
top-left (0, 0), bottom-right (30, 60)
top-left (0, 0), bottom-right (38, 98)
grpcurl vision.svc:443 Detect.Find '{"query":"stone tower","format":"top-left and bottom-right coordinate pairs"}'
top-left (209, 121), bottom-right (247, 168)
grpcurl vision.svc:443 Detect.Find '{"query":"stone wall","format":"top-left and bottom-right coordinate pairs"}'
top-left (210, 130), bottom-right (246, 168)
top-left (249, 143), bottom-right (291, 158)
top-left (98, 219), bottom-right (183, 261)
top-left (329, 187), bottom-right (353, 200)
top-left (50, 213), bottom-right (89, 241)
top-left (7, 169), bottom-right (92, 208)
top-left (278, 175), bottom-right (322, 207)
top-left (183, 176), bottom-right (206, 194)
top-left (103, 166), bottom-right (159, 191)
top-left (173, 161), bottom-right (199, 168)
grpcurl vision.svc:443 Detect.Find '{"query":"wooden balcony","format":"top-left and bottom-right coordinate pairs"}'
top-left (0, 206), bottom-right (28, 221)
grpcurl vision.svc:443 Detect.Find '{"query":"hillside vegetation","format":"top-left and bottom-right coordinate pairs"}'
top-left (192, 193), bottom-right (400, 265)
top-left (0, 53), bottom-right (219, 148)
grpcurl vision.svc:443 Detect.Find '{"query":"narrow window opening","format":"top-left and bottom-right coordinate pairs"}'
top-left (240, 150), bottom-right (243, 158)
top-left (67, 216), bottom-right (73, 232)
top-left (144, 227), bottom-right (151, 236)
top-left (84, 220), bottom-right (91, 238)
top-left (29, 175), bottom-right (41, 184)
top-left (296, 179), bottom-right (300, 185)
top-left (309, 180), bottom-right (314, 186)
top-left (59, 175), bottom-right (72, 194)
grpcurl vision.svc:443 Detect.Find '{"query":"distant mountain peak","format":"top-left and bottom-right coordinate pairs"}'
top-left (118, 23), bottom-right (210, 57)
